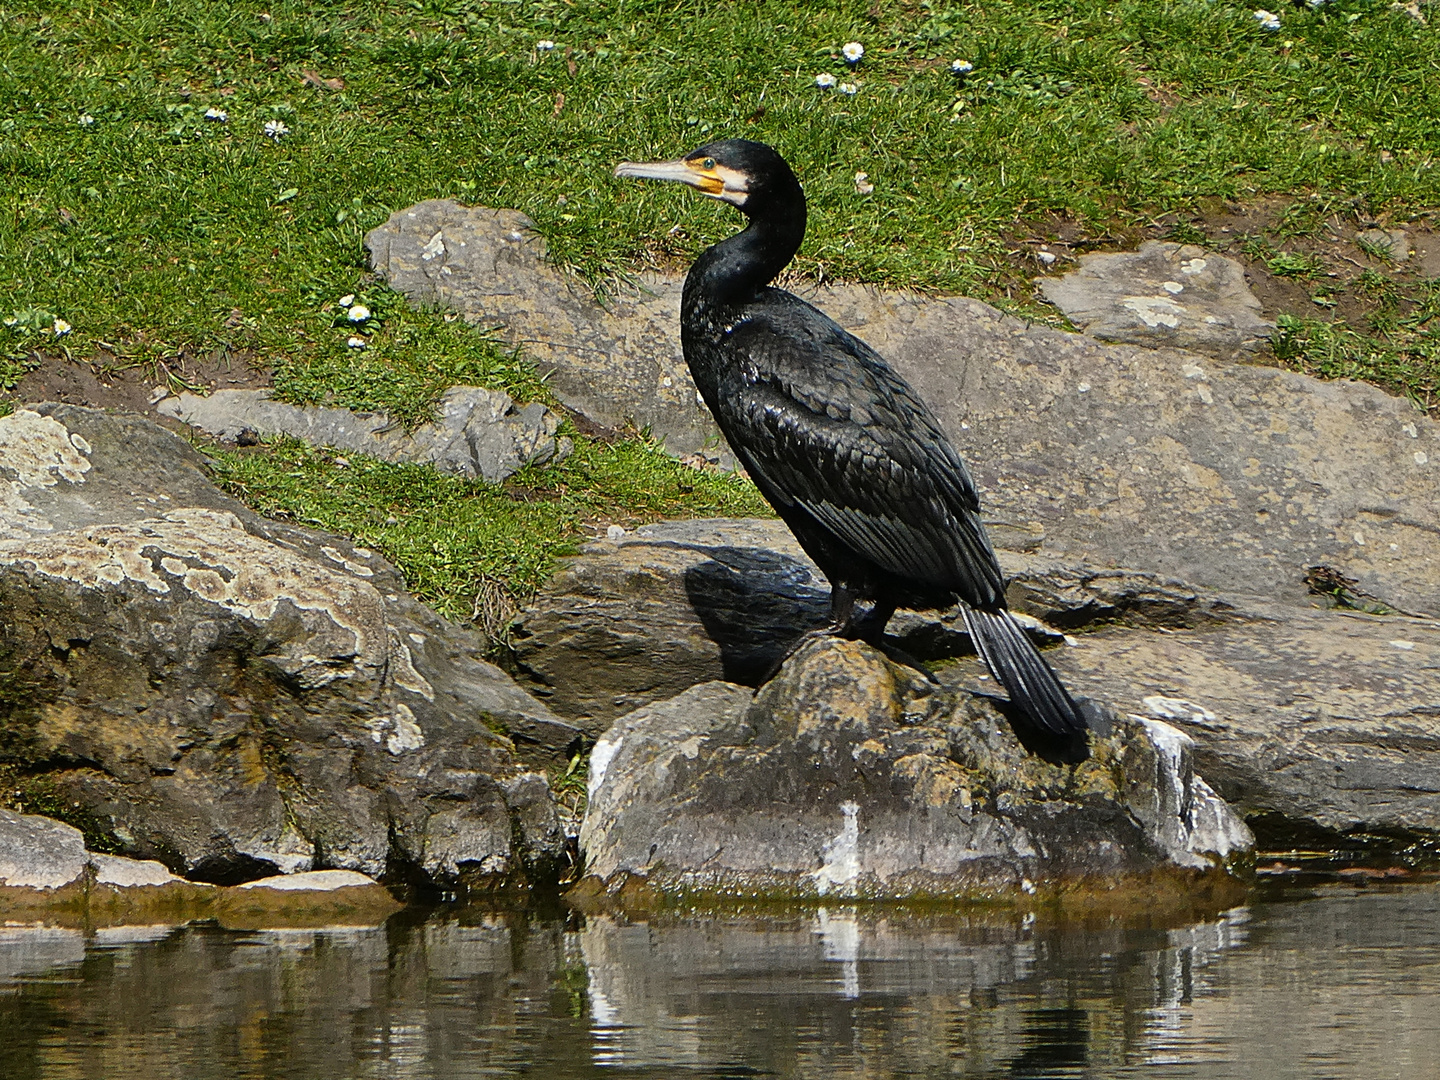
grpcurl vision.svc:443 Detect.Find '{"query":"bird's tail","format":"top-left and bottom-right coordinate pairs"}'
top-left (961, 607), bottom-right (1089, 738)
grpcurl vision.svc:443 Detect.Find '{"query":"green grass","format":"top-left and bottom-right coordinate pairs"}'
top-left (209, 433), bottom-right (769, 634)
top-left (2, 0), bottom-right (1438, 374)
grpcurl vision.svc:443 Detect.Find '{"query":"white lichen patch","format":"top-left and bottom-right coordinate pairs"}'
top-left (385, 704), bottom-right (425, 754)
top-left (1122, 295), bottom-right (1187, 328)
top-left (386, 630), bottom-right (435, 701)
top-left (0, 410), bottom-right (93, 538)
top-left (0, 506), bottom-right (389, 688)
top-left (321, 545), bottom-right (375, 578)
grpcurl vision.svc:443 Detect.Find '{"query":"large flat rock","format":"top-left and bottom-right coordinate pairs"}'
top-left (368, 202), bottom-right (1438, 617)
top-left (0, 405), bottom-right (577, 888)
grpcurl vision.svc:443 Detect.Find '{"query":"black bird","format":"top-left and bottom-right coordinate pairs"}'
top-left (615, 140), bottom-right (1088, 756)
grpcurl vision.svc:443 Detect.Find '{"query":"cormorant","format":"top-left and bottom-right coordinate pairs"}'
top-left (615, 140), bottom-right (1088, 757)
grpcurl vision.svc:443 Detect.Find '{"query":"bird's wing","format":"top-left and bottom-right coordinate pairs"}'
top-left (714, 302), bottom-right (1005, 606)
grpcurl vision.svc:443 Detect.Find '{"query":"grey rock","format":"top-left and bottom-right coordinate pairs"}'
top-left (580, 638), bottom-right (1252, 901)
top-left (0, 808), bottom-right (89, 889)
top-left (511, 518), bottom-right (1249, 733)
top-left (1037, 241), bottom-right (1274, 358)
top-left (368, 203), bottom-right (1440, 616)
top-left (157, 385), bottom-right (569, 483)
top-left (1356, 228), bottom-right (1411, 263)
top-left (365, 202), bottom-right (723, 460)
top-left (1049, 603), bottom-right (1440, 845)
top-left (0, 405), bottom-right (578, 887)
top-left (236, 869), bottom-right (380, 891)
top-left (90, 853), bottom-right (184, 887)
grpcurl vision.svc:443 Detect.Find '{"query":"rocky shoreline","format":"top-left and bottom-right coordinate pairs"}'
top-left (3, 201), bottom-right (1437, 927)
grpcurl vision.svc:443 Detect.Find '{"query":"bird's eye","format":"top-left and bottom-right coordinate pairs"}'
top-left (702, 157), bottom-right (716, 170)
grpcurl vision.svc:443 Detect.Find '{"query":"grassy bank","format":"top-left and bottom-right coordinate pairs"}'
top-left (2, 0), bottom-right (1436, 617)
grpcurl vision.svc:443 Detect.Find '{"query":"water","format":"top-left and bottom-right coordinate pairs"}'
top-left (3, 883), bottom-right (1439, 1079)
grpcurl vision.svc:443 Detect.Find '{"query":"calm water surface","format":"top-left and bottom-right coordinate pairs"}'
top-left (2, 883), bottom-right (1438, 1079)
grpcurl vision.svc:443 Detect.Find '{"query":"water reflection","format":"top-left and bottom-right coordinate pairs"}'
top-left (1, 885), bottom-right (1437, 1079)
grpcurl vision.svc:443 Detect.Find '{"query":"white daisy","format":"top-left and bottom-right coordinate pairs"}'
top-left (842, 41), bottom-right (864, 63)
top-left (951, 59), bottom-right (974, 74)
top-left (204, 107), bottom-right (228, 122)
top-left (838, 82), bottom-right (859, 95)
top-left (536, 39), bottom-right (556, 50)
top-left (263, 119), bottom-right (290, 140)
top-left (78, 114), bottom-right (95, 127)
top-left (815, 72), bottom-right (837, 89)
top-left (1253, 9), bottom-right (1281, 29)
top-left (52, 318), bottom-right (72, 337)
top-left (347, 304), bottom-right (371, 322)
top-left (339, 293), bottom-right (356, 307)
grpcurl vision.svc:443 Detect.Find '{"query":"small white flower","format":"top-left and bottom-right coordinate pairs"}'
top-left (854, 171), bottom-right (874, 195)
top-left (347, 336), bottom-right (366, 348)
top-left (52, 318), bottom-right (72, 337)
top-left (347, 304), bottom-right (370, 322)
top-left (951, 59), bottom-right (974, 74)
top-left (842, 41), bottom-right (864, 63)
top-left (1306, 0), bottom-right (1327, 7)
top-left (1253, 8), bottom-right (1281, 29)
top-left (536, 39), bottom-right (556, 50)
top-left (78, 114), bottom-right (95, 127)
top-left (815, 72), bottom-right (837, 89)
top-left (339, 293), bottom-right (356, 307)
top-left (263, 119), bottom-right (290, 140)
top-left (204, 107), bottom-right (228, 122)
top-left (838, 81), bottom-right (858, 95)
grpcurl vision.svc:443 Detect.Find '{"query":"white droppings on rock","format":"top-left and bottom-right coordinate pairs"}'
top-left (1180, 257), bottom-right (1208, 274)
top-left (1401, 422), bottom-right (1418, 438)
top-left (809, 801), bottom-right (861, 897)
top-left (1162, 281), bottom-right (1184, 294)
top-left (1416, 451), bottom-right (1429, 465)
top-left (1143, 695), bottom-right (1218, 725)
top-left (1182, 363), bottom-right (1207, 380)
top-left (420, 230), bottom-right (446, 262)
top-left (1354, 532), bottom-right (1366, 546)
top-left (587, 735), bottom-right (622, 802)
top-left (1390, 640), bottom-right (1417, 650)
top-left (1076, 382), bottom-right (1091, 393)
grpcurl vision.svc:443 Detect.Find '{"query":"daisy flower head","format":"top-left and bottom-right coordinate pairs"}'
top-left (347, 304), bottom-right (371, 323)
top-left (1253, 9), bottom-right (1281, 29)
top-left (78, 113), bottom-right (96, 127)
top-left (204, 107), bottom-right (228, 122)
top-left (842, 41), bottom-right (864, 63)
top-left (536, 39), bottom-right (556, 51)
top-left (951, 59), bottom-right (974, 74)
top-left (52, 318), bottom-right (72, 337)
top-left (815, 72), bottom-right (837, 89)
top-left (263, 119), bottom-right (290, 140)
top-left (838, 81), bottom-right (859, 96)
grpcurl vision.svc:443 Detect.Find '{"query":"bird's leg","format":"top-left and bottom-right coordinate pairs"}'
top-left (853, 597), bottom-right (897, 644)
top-left (759, 584), bottom-right (861, 683)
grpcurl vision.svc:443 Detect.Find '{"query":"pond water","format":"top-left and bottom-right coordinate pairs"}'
top-left (2, 881), bottom-right (1438, 1080)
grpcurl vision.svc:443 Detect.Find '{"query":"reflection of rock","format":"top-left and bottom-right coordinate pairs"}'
top-left (158, 386), bottom-right (569, 483)
top-left (580, 638), bottom-right (1252, 903)
top-left (0, 406), bottom-right (576, 888)
top-left (369, 203), bottom-right (1440, 617)
top-left (1037, 241), bottom-right (1273, 358)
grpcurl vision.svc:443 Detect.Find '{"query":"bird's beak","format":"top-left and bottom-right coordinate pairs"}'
top-left (614, 158), bottom-right (725, 197)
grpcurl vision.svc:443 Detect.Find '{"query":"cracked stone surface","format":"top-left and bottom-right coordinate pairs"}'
top-left (1036, 241), bottom-right (1275, 358)
top-left (0, 405), bottom-right (578, 887)
top-left (158, 385), bottom-right (570, 483)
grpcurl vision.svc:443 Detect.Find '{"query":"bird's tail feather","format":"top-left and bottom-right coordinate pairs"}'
top-left (961, 607), bottom-right (1088, 737)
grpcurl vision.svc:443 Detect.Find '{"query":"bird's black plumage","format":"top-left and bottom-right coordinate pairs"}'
top-left (616, 139), bottom-right (1088, 751)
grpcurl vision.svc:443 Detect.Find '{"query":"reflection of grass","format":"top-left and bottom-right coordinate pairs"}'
top-left (1272, 281), bottom-right (1440, 413)
top-left (210, 433), bottom-right (769, 636)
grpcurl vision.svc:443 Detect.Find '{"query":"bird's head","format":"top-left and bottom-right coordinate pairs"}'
top-left (614, 139), bottom-right (800, 216)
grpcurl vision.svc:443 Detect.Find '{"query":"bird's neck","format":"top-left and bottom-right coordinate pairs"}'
top-left (683, 200), bottom-right (807, 315)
